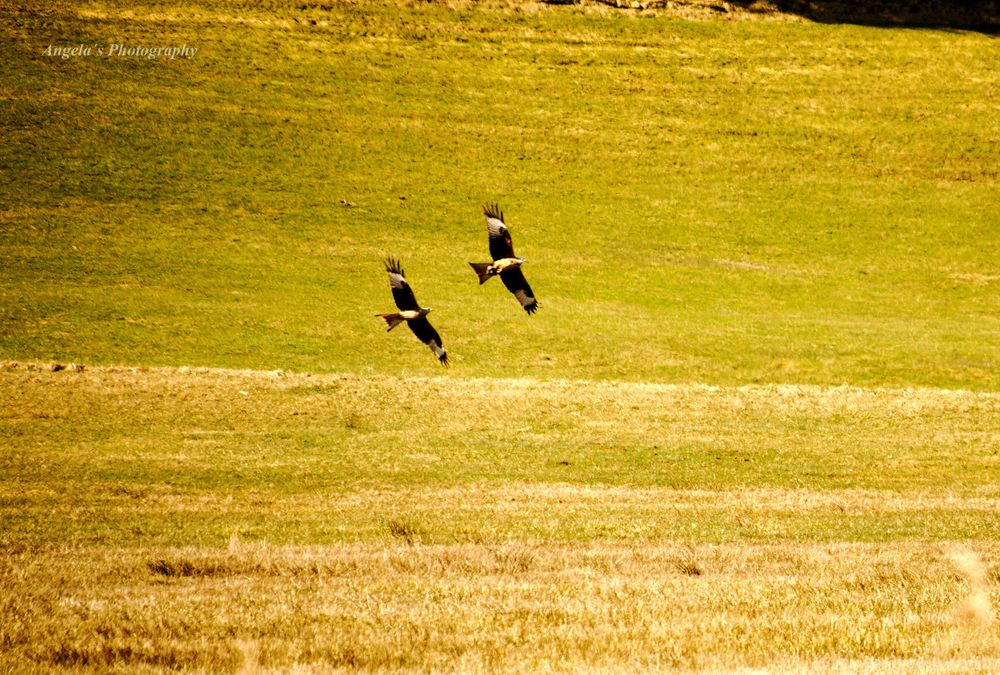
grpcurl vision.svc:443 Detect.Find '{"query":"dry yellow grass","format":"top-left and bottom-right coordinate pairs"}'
top-left (3, 539), bottom-right (999, 671)
top-left (2, 364), bottom-right (999, 670)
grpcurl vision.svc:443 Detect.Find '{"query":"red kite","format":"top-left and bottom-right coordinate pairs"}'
top-left (376, 257), bottom-right (448, 366)
top-left (468, 204), bottom-right (539, 315)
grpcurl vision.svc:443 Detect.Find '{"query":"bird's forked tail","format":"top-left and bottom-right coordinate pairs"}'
top-left (375, 313), bottom-right (406, 331)
top-left (469, 262), bottom-right (492, 285)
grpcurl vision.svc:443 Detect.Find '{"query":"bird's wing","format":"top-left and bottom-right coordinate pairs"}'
top-left (484, 203), bottom-right (515, 261)
top-left (499, 268), bottom-right (539, 315)
top-left (408, 318), bottom-right (448, 365)
top-left (385, 257), bottom-right (419, 311)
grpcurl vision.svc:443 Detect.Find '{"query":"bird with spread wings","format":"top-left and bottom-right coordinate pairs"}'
top-left (468, 204), bottom-right (539, 315)
top-left (375, 257), bottom-right (448, 366)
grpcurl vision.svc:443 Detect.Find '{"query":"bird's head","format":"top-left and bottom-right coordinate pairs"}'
top-left (421, 307), bottom-right (432, 316)
top-left (517, 257), bottom-right (526, 264)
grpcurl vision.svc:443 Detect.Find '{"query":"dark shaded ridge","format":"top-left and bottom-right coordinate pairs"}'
top-left (577, 0), bottom-right (999, 32)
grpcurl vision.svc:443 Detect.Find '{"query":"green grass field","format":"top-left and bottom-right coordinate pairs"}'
top-left (2, 0), bottom-right (999, 671)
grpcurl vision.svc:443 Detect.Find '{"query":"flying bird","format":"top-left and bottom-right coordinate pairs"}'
top-left (468, 203), bottom-right (539, 315)
top-left (375, 257), bottom-right (448, 366)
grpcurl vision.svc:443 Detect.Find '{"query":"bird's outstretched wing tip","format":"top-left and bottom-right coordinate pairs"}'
top-left (384, 256), bottom-right (404, 276)
top-left (483, 203), bottom-right (504, 222)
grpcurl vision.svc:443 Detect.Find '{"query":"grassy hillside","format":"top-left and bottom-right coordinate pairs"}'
top-left (2, 1), bottom-right (999, 671)
top-left (1, 0), bottom-right (997, 388)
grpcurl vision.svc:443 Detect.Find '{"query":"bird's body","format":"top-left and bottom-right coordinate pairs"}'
top-left (468, 204), bottom-right (539, 314)
top-left (469, 257), bottom-right (524, 284)
top-left (394, 309), bottom-right (427, 323)
top-left (376, 258), bottom-right (448, 365)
